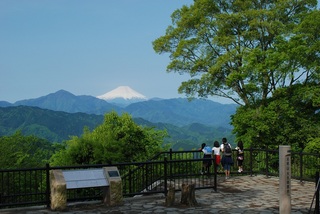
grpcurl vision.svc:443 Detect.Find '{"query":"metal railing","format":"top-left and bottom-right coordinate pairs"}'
top-left (0, 165), bottom-right (50, 208)
top-left (0, 154), bottom-right (217, 209)
top-left (0, 148), bottom-right (319, 211)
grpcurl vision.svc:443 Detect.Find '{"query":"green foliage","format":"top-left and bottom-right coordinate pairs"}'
top-left (154, 0), bottom-right (320, 151)
top-left (153, 0), bottom-right (319, 106)
top-left (304, 138), bottom-right (320, 154)
top-left (231, 84), bottom-right (320, 150)
top-left (0, 131), bottom-right (55, 169)
top-left (50, 112), bottom-right (167, 166)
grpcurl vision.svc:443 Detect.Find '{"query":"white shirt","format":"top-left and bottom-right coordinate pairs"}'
top-left (212, 147), bottom-right (221, 155)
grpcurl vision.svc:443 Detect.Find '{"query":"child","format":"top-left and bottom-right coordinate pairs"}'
top-left (200, 143), bottom-right (212, 174)
top-left (212, 141), bottom-right (221, 171)
top-left (235, 141), bottom-right (244, 173)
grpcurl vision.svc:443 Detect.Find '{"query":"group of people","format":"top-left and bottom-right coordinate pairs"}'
top-left (200, 138), bottom-right (244, 180)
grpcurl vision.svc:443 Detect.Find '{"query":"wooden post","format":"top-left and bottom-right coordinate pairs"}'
top-left (165, 186), bottom-right (175, 206)
top-left (180, 183), bottom-right (197, 206)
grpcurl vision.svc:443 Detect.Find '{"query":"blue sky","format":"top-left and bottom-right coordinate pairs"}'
top-left (0, 0), bottom-right (196, 103)
top-left (1, 1), bottom-right (318, 104)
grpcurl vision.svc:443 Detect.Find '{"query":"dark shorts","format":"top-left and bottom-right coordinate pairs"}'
top-left (221, 155), bottom-right (233, 167)
top-left (237, 155), bottom-right (244, 166)
top-left (203, 154), bottom-right (212, 167)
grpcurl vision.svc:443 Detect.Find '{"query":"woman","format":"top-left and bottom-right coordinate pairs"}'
top-left (220, 137), bottom-right (233, 180)
top-left (235, 140), bottom-right (244, 173)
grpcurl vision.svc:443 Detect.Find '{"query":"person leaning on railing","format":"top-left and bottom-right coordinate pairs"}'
top-left (199, 143), bottom-right (213, 174)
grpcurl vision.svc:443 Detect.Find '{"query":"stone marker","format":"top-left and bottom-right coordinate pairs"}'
top-left (279, 145), bottom-right (291, 214)
top-left (103, 167), bottom-right (123, 206)
top-left (50, 170), bottom-right (67, 211)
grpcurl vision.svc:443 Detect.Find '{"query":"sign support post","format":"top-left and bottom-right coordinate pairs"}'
top-left (279, 145), bottom-right (291, 214)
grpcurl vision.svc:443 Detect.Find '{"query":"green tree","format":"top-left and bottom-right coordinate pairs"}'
top-left (231, 84), bottom-right (320, 149)
top-left (304, 138), bottom-right (320, 153)
top-left (0, 131), bottom-right (55, 169)
top-left (153, 0), bottom-right (320, 150)
top-left (50, 112), bottom-right (167, 166)
top-left (153, 0), bottom-right (319, 106)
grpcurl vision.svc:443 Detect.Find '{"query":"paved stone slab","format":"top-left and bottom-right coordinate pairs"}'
top-left (1, 175), bottom-right (317, 214)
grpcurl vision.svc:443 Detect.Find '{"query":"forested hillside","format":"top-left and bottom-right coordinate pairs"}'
top-left (0, 106), bottom-right (234, 149)
top-left (0, 106), bottom-right (103, 142)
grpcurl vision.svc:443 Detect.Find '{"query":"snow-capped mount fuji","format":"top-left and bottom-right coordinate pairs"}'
top-left (97, 86), bottom-right (147, 107)
top-left (97, 86), bottom-right (147, 100)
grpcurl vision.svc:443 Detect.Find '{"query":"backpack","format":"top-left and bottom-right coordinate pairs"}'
top-left (224, 143), bottom-right (232, 156)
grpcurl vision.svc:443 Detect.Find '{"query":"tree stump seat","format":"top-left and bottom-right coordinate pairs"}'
top-left (180, 183), bottom-right (197, 206)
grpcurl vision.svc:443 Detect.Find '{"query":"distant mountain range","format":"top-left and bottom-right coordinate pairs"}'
top-left (1, 89), bottom-right (238, 128)
top-left (0, 88), bottom-right (239, 149)
top-left (13, 90), bottom-right (120, 114)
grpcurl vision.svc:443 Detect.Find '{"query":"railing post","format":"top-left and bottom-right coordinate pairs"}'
top-left (170, 148), bottom-right (173, 179)
top-left (45, 163), bottom-right (50, 208)
top-left (299, 150), bottom-right (303, 183)
top-left (129, 169), bottom-right (132, 194)
top-left (213, 157), bottom-right (217, 192)
top-left (265, 145), bottom-right (269, 177)
top-left (164, 157), bottom-right (168, 197)
top-left (145, 164), bottom-right (148, 191)
top-left (250, 146), bottom-right (253, 177)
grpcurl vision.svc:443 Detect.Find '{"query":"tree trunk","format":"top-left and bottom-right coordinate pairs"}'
top-left (180, 183), bottom-right (197, 206)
